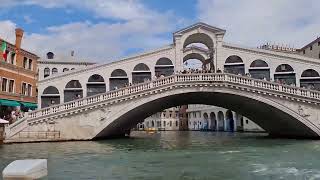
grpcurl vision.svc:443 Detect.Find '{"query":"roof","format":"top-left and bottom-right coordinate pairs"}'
top-left (0, 38), bottom-right (39, 59)
top-left (174, 22), bottom-right (226, 36)
top-left (300, 37), bottom-right (320, 50)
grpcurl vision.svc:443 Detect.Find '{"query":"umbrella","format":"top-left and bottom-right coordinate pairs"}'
top-left (0, 118), bottom-right (9, 124)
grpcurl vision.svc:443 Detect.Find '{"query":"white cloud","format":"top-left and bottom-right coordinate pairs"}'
top-left (0, 0), bottom-right (183, 62)
top-left (197, 0), bottom-right (320, 48)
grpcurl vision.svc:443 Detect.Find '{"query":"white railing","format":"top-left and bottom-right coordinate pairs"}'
top-left (22, 73), bottom-right (320, 122)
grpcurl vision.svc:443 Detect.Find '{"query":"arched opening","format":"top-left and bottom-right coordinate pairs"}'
top-left (274, 64), bottom-right (296, 85)
top-left (226, 110), bottom-right (234, 132)
top-left (64, 80), bottom-right (83, 102)
top-left (132, 63), bottom-right (151, 84)
top-left (183, 33), bottom-right (213, 50)
top-left (63, 68), bottom-right (69, 72)
top-left (52, 68), bottom-right (58, 75)
top-left (224, 55), bottom-right (245, 75)
top-left (95, 90), bottom-right (319, 139)
top-left (300, 69), bottom-right (320, 90)
top-left (155, 58), bottom-right (174, 77)
top-left (183, 53), bottom-right (207, 70)
top-left (109, 69), bottom-right (129, 90)
top-left (203, 112), bottom-right (209, 130)
top-left (41, 86), bottom-right (60, 108)
top-left (249, 59), bottom-right (270, 80)
top-left (209, 112), bottom-right (216, 131)
top-left (46, 52), bottom-right (54, 59)
top-left (87, 74), bottom-right (106, 96)
top-left (217, 111), bottom-right (225, 131)
top-left (44, 68), bottom-right (50, 78)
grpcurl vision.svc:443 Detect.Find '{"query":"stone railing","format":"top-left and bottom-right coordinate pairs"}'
top-left (9, 73), bottom-right (320, 130)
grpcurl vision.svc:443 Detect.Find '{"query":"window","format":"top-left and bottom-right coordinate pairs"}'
top-left (246, 120), bottom-right (249, 124)
top-left (310, 45), bottom-right (313, 51)
top-left (303, 50), bottom-right (306, 54)
top-left (27, 84), bottom-right (32, 96)
top-left (169, 121), bottom-right (172, 127)
top-left (10, 52), bottom-right (15, 64)
top-left (318, 42), bottom-right (320, 46)
top-left (1, 78), bottom-right (7, 91)
top-left (163, 121), bottom-right (166, 127)
top-left (21, 83), bottom-right (27, 95)
top-left (23, 57), bottom-right (28, 68)
top-left (28, 59), bottom-right (32, 70)
top-left (4, 50), bottom-right (9, 61)
top-left (176, 121), bottom-right (178, 127)
top-left (44, 68), bottom-right (50, 78)
top-left (8, 80), bottom-right (14, 93)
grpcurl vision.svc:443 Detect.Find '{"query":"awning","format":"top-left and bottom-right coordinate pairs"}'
top-left (20, 102), bottom-right (38, 109)
top-left (0, 99), bottom-right (20, 107)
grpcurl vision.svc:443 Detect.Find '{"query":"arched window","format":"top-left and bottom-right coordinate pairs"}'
top-left (64, 80), bottom-right (83, 102)
top-left (224, 55), bottom-right (245, 75)
top-left (249, 59), bottom-right (270, 80)
top-left (155, 58), bottom-right (174, 77)
top-left (301, 69), bottom-right (320, 77)
top-left (52, 68), bottom-right (58, 75)
top-left (274, 64), bottom-right (296, 85)
top-left (41, 86), bottom-right (60, 108)
top-left (87, 74), bottom-right (106, 96)
top-left (44, 68), bottom-right (50, 78)
top-left (63, 68), bottom-right (69, 72)
top-left (47, 52), bottom-right (54, 59)
top-left (132, 63), bottom-right (151, 84)
top-left (109, 69), bottom-right (129, 90)
top-left (300, 69), bottom-right (320, 90)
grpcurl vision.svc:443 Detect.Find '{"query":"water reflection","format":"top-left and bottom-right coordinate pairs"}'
top-left (0, 131), bottom-right (319, 180)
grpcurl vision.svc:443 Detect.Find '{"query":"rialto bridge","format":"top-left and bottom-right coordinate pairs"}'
top-left (5, 22), bottom-right (320, 142)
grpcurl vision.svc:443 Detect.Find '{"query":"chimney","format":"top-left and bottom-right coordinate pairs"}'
top-left (15, 28), bottom-right (24, 49)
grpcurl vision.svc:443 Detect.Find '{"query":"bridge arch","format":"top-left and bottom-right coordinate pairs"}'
top-left (64, 80), bottom-right (83, 102)
top-left (300, 69), bottom-right (320, 90)
top-left (274, 64), bottom-right (296, 85)
top-left (109, 69), bottom-right (129, 90)
top-left (226, 110), bottom-right (234, 132)
top-left (249, 59), bottom-right (270, 80)
top-left (94, 86), bottom-right (320, 139)
top-left (87, 74), bottom-right (106, 97)
top-left (41, 86), bottom-right (60, 108)
top-left (155, 58), bottom-right (174, 77)
top-left (132, 63), bottom-right (151, 84)
top-left (224, 55), bottom-right (245, 75)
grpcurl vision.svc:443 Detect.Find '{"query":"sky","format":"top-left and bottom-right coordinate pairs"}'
top-left (0, 0), bottom-right (319, 63)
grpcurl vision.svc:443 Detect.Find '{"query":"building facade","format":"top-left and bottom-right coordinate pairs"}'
top-left (0, 28), bottom-right (39, 121)
top-left (187, 104), bottom-right (264, 132)
top-left (299, 37), bottom-right (320, 60)
top-left (137, 107), bottom-right (183, 131)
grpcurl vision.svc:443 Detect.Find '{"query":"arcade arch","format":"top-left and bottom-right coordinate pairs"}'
top-left (87, 74), bottom-right (106, 96)
top-left (109, 69), bottom-right (129, 90)
top-left (41, 86), bottom-right (60, 108)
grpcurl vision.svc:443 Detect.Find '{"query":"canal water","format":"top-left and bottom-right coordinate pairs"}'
top-left (1, 131), bottom-right (320, 180)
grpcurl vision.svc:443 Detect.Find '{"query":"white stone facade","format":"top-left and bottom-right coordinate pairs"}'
top-left (137, 107), bottom-right (180, 131)
top-left (186, 104), bottom-right (264, 132)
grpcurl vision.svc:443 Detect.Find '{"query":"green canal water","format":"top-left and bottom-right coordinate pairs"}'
top-left (1, 131), bottom-right (320, 180)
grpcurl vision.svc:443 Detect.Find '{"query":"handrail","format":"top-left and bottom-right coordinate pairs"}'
top-left (23, 73), bottom-right (320, 122)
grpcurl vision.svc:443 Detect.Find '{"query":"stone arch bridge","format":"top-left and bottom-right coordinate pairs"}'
top-left (5, 73), bottom-right (320, 142)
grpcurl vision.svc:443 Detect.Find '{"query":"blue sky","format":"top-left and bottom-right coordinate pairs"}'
top-left (0, 0), bottom-right (319, 63)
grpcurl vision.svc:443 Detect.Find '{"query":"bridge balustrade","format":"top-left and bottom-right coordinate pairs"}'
top-left (25, 73), bottom-right (320, 122)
